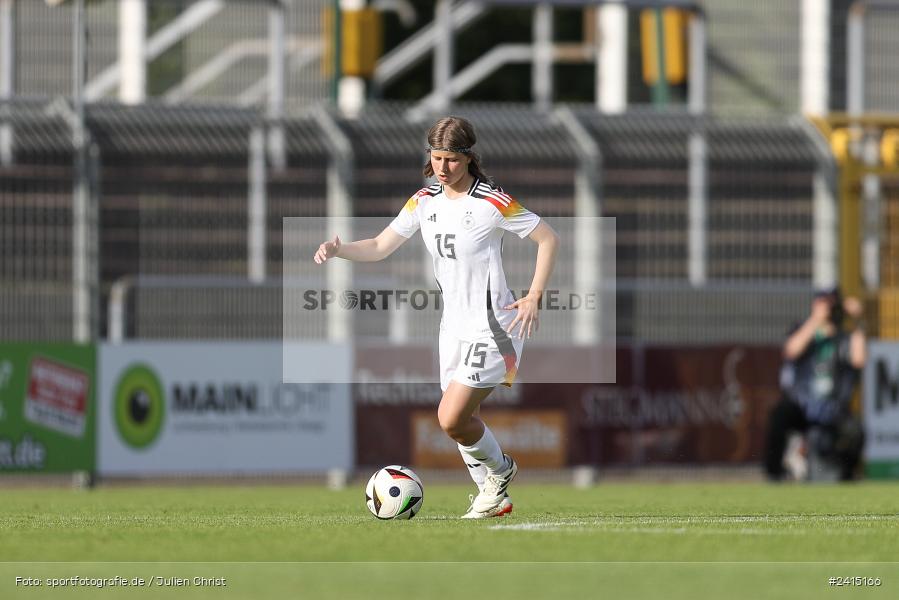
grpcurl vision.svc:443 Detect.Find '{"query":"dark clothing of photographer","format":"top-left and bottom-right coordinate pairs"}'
top-left (780, 324), bottom-right (859, 426)
top-left (763, 288), bottom-right (866, 481)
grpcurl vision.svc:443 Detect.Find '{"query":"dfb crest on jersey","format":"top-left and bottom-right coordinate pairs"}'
top-left (461, 211), bottom-right (475, 230)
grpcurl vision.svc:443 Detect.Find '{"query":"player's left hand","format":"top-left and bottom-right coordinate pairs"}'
top-left (504, 293), bottom-right (540, 339)
top-left (843, 296), bottom-right (864, 319)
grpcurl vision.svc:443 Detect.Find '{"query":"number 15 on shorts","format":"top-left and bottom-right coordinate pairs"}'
top-left (464, 342), bottom-right (488, 369)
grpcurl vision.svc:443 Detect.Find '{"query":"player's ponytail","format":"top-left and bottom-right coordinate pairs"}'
top-left (423, 116), bottom-right (493, 185)
top-left (466, 150), bottom-right (492, 186)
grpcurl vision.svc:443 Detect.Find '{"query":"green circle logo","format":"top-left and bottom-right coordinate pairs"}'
top-left (114, 364), bottom-right (165, 449)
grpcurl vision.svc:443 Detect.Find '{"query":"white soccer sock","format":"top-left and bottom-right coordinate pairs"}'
top-left (460, 425), bottom-right (506, 474)
top-left (458, 443), bottom-right (487, 491)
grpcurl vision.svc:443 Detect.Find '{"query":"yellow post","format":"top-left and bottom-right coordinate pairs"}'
top-left (640, 8), bottom-right (687, 86)
top-left (322, 7), bottom-right (383, 79)
top-left (342, 8), bottom-right (383, 78)
top-left (839, 158), bottom-right (863, 300)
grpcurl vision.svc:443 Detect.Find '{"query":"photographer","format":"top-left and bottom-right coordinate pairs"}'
top-left (763, 287), bottom-right (867, 481)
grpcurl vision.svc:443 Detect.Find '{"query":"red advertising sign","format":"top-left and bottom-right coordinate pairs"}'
top-left (572, 346), bottom-right (781, 465)
top-left (24, 357), bottom-right (90, 438)
top-left (355, 344), bottom-right (781, 468)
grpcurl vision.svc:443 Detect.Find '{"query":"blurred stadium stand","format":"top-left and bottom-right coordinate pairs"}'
top-left (12, 0), bottom-right (328, 107)
top-left (1, 98), bottom-right (824, 344)
top-left (705, 0), bottom-right (799, 113)
top-left (0, 0), bottom-right (896, 345)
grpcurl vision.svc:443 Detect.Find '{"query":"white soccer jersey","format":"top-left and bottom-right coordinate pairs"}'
top-left (390, 178), bottom-right (540, 386)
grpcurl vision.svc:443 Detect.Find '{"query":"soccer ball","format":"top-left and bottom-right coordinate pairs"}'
top-left (365, 465), bottom-right (424, 520)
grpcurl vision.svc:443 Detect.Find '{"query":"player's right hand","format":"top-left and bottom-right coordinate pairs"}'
top-left (314, 235), bottom-right (341, 264)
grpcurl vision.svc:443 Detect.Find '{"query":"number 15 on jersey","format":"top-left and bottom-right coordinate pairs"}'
top-left (435, 234), bottom-right (456, 259)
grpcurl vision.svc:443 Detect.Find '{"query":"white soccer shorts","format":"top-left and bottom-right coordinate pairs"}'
top-left (439, 332), bottom-right (525, 391)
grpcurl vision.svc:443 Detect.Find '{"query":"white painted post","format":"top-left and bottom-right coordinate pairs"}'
top-left (532, 2), bottom-right (553, 112)
top-left (801, 0), bottom-right (830, 116)
top-left (118, 0), bottom-right (147, 104)
top-left (597, 3), bottom-right (627, 114)
top-left (862, 133), bottom-right (881, 290)
top-left (315, 108), bottom-right (355, 342)
top-left (108, 277), bottom-right (133, 343)
top-left (688, 131), bottom-right (707, 287)
top-left (249, 127), bottom-right (267, 283)
top-left (688, 10), bottom-right (708, 286)
top-left (0, 0), bottom-right (14, 165)
top-left (846, 3), bottom-right (864, 117)
top-left (555, 107), bottom-right (600, 345)
top-left (73, 0), bottom-right (97, 343)
top-left (433, 0), bottom-right (453, 113)
top-left (687, 9), bottom-right (706, 115)
top-left (268, 3), bottom-right (287, 169)
top-left (813, 172), bottom-right (838, 288)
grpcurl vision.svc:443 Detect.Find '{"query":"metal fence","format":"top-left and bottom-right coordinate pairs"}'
top-left (705, 0), bottom-right (801, 114)
top-left (0, 96), bottom-right (830, 344)
top-left (0, 99), bottom-right (75, 340)
top-left (4, 1), bottom-right (899, 115)
top-left (7, 0), bottom-right (887, 346)
top-left (7, 0), bottom-right (327, 109)
top-left (859, 2), bottom-right (899, 114)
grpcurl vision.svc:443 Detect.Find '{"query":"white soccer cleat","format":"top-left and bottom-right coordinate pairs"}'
top-left (461, 492), bottom-right (513, 519)
top-left (464, 454), bottom-right (518, 517)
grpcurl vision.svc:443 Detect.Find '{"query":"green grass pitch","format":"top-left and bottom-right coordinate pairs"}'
top-left (1, 482), bottom-right (897, 599)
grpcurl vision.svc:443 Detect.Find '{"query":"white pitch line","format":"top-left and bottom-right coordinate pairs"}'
top-left (488, 517), bottom-right (889, 536)
top-left (488, 523), bottom-right (569, 531)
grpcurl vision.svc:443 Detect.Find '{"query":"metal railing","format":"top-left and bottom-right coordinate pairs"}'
top-left (0, 99), bottom-right (833, 344)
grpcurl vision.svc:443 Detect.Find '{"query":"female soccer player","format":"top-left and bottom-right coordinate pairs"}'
top-left (314, 116), bottom-right (559, 518)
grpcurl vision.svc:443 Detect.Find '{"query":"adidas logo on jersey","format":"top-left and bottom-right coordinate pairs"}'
top-left (428, 213), bottom-right (437, 222)
top-left (467, 373), bottom-right (481, 383)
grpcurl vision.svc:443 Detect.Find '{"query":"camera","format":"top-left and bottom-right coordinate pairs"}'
top-left (815, 286), bottom-right (844, 327)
